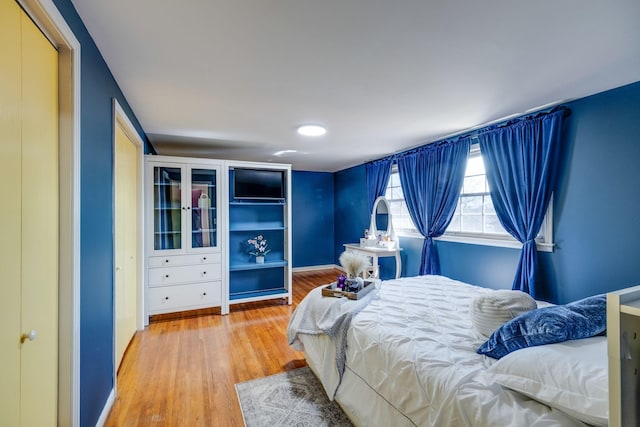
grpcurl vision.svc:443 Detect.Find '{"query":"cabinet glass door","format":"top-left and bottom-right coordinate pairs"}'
top-left (190, 168), bottom-right (217, 249)
top-left (153, 166), bottom-right (182, 250)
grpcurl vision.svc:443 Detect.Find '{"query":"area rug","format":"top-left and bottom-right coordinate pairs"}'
top-left (235, 367), bottom-right (353, 427)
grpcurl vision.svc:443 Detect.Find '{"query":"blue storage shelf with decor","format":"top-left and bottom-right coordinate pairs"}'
top-left (224, 163), bottom-right (292, 313)
top-left (228, 228), bottom-right (285, 266)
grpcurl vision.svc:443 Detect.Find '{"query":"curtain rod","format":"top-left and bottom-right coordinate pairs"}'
top-left (365, 98), bottom-right (573, 165)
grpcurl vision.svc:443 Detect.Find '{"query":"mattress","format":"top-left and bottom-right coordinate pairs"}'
top-left (293, 275), bottom-right (594, 427)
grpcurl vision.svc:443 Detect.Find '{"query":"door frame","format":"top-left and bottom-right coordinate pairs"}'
top-left (17, 0), bottom-right (81, 425)
top-left (112, 99), bottom-right (145, 393)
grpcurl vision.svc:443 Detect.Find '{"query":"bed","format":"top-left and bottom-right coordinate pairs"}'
top-left (287, 275), bottom-right (608, 427)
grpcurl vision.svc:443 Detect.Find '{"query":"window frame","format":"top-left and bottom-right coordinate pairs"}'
top-left (384, 167), bottom-right (418, 237)
top-left (387, 146), bottom-right (555, 252)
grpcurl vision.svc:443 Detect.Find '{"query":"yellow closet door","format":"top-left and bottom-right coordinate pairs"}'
top-left (0, 0), bottom-right (58, 425)
top-left (0, 1), bottom-right (23, 425)
top-left (20, 7), bottom-right (59, 426)
top-left (115, 124), bottom-right (139, 369)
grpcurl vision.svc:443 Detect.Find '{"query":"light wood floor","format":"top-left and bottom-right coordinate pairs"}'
top-left (105, 269), bottom-right (340, 427)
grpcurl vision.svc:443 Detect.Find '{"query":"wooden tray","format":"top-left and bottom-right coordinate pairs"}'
top-left (321, 280), bottom-right (375, 300)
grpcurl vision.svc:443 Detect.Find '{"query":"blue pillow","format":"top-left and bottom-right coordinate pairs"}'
top-left (476, 294), bottom-right (606, 359)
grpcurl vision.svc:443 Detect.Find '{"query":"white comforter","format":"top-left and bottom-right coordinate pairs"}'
top-left (291, 275), bottom-right (590, 427)
top-left (287, 284), bottom-right (378, 397)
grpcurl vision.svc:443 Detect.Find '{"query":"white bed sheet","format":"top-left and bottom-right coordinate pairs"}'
top-left (297, 275), bottom-right (592, 427)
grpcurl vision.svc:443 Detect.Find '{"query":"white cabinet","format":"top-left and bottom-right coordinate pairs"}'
top-left (607, 285), bottom-right (640, 427)
top-left (145, 156), bottom-right (224, 316)
top-left (144, 156), bottom-right (292, 317)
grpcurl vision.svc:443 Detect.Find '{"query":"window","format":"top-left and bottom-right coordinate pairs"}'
top-left (384, 170), bottom-right (415, 234)
top-left (386, 145), bottom-right (553, 251)
top-left (447, 147), bottom-right (507, 236)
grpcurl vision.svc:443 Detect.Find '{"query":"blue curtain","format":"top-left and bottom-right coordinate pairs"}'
top-left (477, 108), bottom-right (568, 298)
top-left (365, 157), bottom-right (393, 211)
top-left (397, 138), bottom-right (470, 275)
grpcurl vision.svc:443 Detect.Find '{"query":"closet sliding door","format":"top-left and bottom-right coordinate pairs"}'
top-left (0, 0), bottom-right (59, 425)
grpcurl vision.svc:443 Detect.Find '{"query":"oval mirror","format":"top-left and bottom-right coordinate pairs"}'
top-left (369, 196), bottom-right (397, 247)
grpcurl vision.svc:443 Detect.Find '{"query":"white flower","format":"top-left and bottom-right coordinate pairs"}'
top-left (339, 251), bottom-right (369, 278)
top-left (247, 235), bottom-right (271, 256)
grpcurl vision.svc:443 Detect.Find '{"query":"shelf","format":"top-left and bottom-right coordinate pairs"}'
top-left (229, 200), bottom-right (286, 206)
top-left (154, 231), bottom-right (181, 235)
top-left (192, 228), bottom-right (216, 233)
top-left (229, 287), bottom-right (288, 301)
top-left (229, 260), bottom-right (287, 271)
top-left (154, 207), bottom-right (216, 211)
top-left (229, 224), bottom-right (285, 232)
top-left (154, 182), bottom-right (181, 187)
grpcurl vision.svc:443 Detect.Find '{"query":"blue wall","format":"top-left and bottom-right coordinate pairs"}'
top-left (51, 1), bottom-right (152, 425)
top-left (333, 165), bottom-right (369, 264)
top-left (549, 81), bottom-right (640, 303)
top-left (334, 81), bottom-right (640, 304)
top-left (291, 171), bottom-right (335, 267)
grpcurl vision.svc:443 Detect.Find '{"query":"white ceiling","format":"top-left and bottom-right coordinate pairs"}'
top-left (71, 0), bottom-right (640, 172)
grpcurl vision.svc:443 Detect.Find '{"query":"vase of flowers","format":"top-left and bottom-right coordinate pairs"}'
top-left (339, 251), bottom-right (369, 292)
top-left (339, 251), bottom-right (369, 277)
top-left (247, 235), bottom-right (271, 263)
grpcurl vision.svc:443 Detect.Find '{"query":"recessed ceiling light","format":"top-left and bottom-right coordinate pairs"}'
top-left (297, 124), bottom-right (326, 136)
top-left (274, 150), bottom-right (297, 156)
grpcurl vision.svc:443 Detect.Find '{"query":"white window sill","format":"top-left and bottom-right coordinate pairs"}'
top-left (396, 230), bottom-right (554, 252)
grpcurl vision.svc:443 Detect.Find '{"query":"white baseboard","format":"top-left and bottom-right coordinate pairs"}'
top-left (95, 388), bottom-right (115, 427)
top-left (292, 264), bottom-right (341, 272)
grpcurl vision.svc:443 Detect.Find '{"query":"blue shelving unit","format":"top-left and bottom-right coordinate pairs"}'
top-left (226, 164), bottom-right (292, 309)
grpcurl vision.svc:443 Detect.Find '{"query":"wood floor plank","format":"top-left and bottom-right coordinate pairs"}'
top-left (105, 269), bottom-right (340, 427)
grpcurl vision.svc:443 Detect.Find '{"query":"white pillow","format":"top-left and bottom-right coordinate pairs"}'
top-left (487, 337), bottom-right (608, 427)
top-left (470, 290), bottom-right (537, 337)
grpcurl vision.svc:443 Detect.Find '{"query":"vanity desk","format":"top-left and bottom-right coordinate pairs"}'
top-left (343, 243), bottom-right (402, 279)
top-left (343, 196), bottom-right (402, 279)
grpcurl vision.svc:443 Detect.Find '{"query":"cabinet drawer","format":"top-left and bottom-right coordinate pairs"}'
top-left (148, 253), bottom-right (221, 268)
top-left (148, 264), bottom-right (221, 287)
top-left (147, 281), bottom-right (221, 313)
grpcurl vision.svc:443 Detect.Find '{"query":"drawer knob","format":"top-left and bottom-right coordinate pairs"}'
top-left (203, 257), bottom-right (207, 261)
top-left (203, 271), bottom-right (207, 275)
top-left (164, 296), bottom-right (169, 300)
top-left (165, 259), bottom-right (169, 263)
top-left (165, 274), bottom-right (170, 278)
top-left (202, 292), bottom-right (207, 296)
